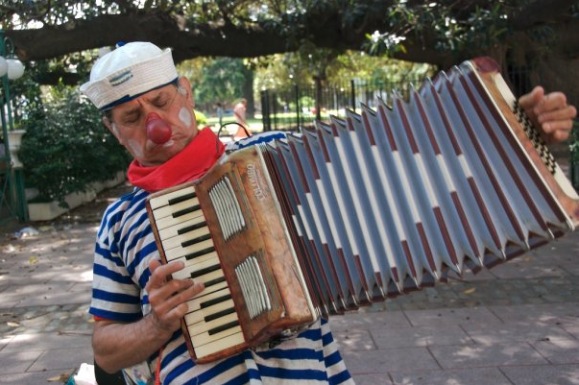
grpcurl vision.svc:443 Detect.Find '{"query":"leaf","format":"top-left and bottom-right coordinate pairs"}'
top-left (463, 287), bottom-right (476, 295)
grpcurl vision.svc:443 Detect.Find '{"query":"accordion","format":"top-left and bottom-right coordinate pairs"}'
top-left (146, 57), bottom-right (579, 363)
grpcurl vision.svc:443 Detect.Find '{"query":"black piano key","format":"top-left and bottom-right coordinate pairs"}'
top-left (191, 264), bottom-right (222, 279)
top-left (168, 191), bottom-right (197, 205)
top-left (201, 293), bottom-right (232, 308)
top-left (173, 204), bottom-right (201, 218)
top-left (182, 233), bottom-right (212, 248)
top-left (178, 221), bottom-right (208, 235)
top-left (183, 246), bottom-right (216, 261)
top-left (208, 320), bottom-right (240, 336)
top-left (205, 307), bottom-right (236, 322)
top-left (204, 276), bottom-right (226, 288)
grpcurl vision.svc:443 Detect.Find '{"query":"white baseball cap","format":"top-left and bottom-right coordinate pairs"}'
top-left (80, 42), bottom-right (179, 110)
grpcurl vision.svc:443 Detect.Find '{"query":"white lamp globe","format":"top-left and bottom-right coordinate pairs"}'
top-left (0, 57), bottom-right (7, 77)
top-left (7, 59), bottom-right (25, 80)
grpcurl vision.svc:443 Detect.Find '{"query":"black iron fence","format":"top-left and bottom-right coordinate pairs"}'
top-left (260, 78), bottom-right (426, 132)
top-left (260, 67), bottom-right (533, 133)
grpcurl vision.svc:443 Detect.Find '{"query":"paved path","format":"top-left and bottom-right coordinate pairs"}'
top-left (1, 184), bottom-right (578, 384)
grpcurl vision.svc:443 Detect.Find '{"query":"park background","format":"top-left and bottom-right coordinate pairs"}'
top-left (0, 1), bottom-right (578, 225)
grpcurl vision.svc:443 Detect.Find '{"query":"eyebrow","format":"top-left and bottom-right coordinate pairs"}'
top-left (118, 91), bottom-right (168, 119)
top-left (118, 105), bottom-right (141, 121)
top-left (111, 83), bottom-right (179, 122)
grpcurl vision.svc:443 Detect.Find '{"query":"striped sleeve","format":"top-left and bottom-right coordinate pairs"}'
top-left (89, 189), bottom-right (155, 322)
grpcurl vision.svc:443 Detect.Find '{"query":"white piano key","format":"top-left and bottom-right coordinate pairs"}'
top-left (149, 186), bottom-right (197, 210)
top-left (155, 209), bottom-right (205, 231)
top-left (187, 287), bottom-right (233, 313)
top-left (152, 197), bottom-right (200, 220)
top-left (193, 330), bottom-right (246, 360)
top-left (175, 268), bottom-right (225, 290)
top-left (171, 258), bottom-right (223, 282)
top-left (189, 311), bottom-right (239, 337)
top-left (162, 227), bottom-right (211, 251)
top-left (184, 297), bottom-right (235, 326)
top-left (158, 215), bottom-right (207, 241)
top-left (167, 251), bottom-right (219, 270)
top-left (163, 239), bottom-right (216, 262)
top-left (180, 279), bottom-right (229, 303)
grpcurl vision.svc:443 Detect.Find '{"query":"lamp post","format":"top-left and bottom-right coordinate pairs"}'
top-left (0, 29), bottom-right (28, 222)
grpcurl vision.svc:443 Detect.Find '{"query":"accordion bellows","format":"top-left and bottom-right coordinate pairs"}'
top-left (147, 57), bottom-right (579, 363)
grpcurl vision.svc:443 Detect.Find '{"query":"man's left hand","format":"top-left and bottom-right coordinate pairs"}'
top-left (518, 86), bottom-right (577, 143)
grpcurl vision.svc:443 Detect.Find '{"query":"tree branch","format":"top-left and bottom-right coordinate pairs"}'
top-left (3, 1), bottom-right (578, 76)
top-left (510, 0), bottom-right (577, 29)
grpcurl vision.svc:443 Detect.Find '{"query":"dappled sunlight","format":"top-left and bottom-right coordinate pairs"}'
top-left (557, 372), bottom-right (579, 385)
top-left (501, 365), bottom-right (579, 385)
top-left (558, 370), bottom-right (579, 385)
top-left (531, 338), bottom-right (579, 365)
top-left (395, 376), bottom-right (463, 385)
top-left (451, 345), bottom-right (487, 361)
top-left (0, 223), bottom-right (97, 291)
top-left (79, 269), bottom-right (93, 282)
top-left (432, 341), bottom-right (547, 370)
top-left (466, 319), bottom-right (573, 347)
top-left (12, 333), bottom-right (39, 343)
top-left (0, 334), bottom-right (13, 344)
top-left (536, 338), bottom-right (579, 350)
top-left (1, 305), bottom-right (93, 337)
top-left (333, 330), bottom-right (377, 351)
top-left (474, 334), bottom-right (525, 347)
top-left (20, 236), bottom-right (95, 253)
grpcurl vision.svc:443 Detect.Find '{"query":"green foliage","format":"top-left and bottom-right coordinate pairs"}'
top-left (366, 2), bottom-right (510, 57)
top-left (3, 71), bottom-right (44, 125)
top-left (195, 110), bottom-right (209, 126)
top-left (18, 85), bottom-right (131, 205)
top-left (194, 57), bottom-right (250, 109)
top-left (299, 96), bottom-right (315, 109)
top-left (252, 49), bottom-right (436, 97)
top-left (570, 120), bottom-right (579, 163)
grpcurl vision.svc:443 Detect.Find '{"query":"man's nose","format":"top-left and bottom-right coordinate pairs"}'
top-left (146, 112), bottom-right (172, 144)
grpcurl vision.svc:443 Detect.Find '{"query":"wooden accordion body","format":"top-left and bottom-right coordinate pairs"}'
top-left (146, 57), bottom-right (579, 364)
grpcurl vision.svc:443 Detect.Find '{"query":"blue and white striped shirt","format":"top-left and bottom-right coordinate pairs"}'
top-left (89, 186), bottom-right (355, 384)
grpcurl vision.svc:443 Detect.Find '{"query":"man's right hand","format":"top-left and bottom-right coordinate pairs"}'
top-left (92, 262), bottom-right (205, 373)
top-left (146, 259), bottom-right (205, 333)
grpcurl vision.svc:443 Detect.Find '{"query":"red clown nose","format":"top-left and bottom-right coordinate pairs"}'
top-left (146, 113), bottom-right (172, 144)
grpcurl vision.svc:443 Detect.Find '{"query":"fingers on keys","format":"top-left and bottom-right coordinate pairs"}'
top-left (147, 260), bottom-right (205, 326)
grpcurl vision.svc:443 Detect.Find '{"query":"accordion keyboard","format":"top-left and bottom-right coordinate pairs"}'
top-left (148, 186), bottom-right (246, 359)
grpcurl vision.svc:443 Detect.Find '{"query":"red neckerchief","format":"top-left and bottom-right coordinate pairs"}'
top-left (127, 127), bottom-right (225, 192)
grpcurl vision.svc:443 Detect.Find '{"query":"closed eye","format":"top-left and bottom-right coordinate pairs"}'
top-left (152, 90), bottom-right (176, 110)
top-left (113, 86), bottom-right (179, 127)
top-left (121, 110), bottom-right (141, 126)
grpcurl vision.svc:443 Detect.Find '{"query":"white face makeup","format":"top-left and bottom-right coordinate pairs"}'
top-left (106, 78), bottom-right (199, 166)
top-left (179, 107), bottom-right (192, 128)
top-left (126, 138), bottom-right (146, 159)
